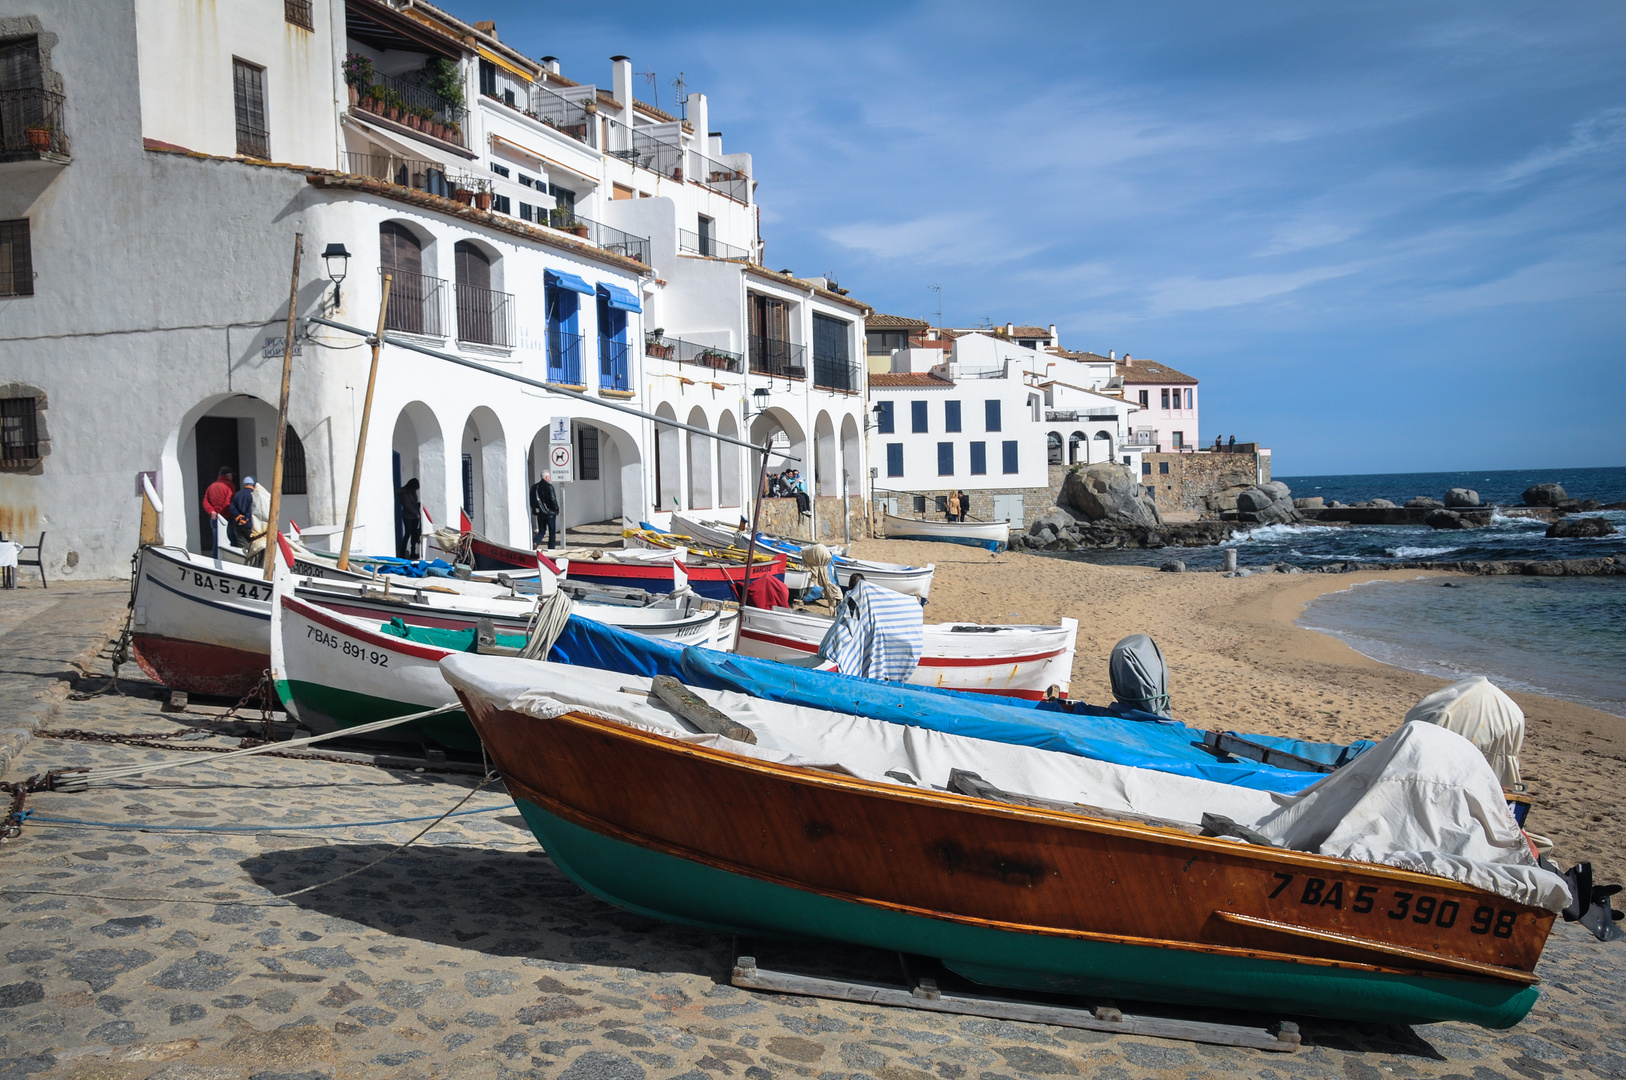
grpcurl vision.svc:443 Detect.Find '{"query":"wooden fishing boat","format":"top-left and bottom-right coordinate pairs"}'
top-left (882, 512), bottom-right (1009, 552)
top-left (567, 544), bottom-right (786, 602)
top-left (669, 515), bottom-right (935, 598)
top-left (129, 543), bottom-right (359, 696)
top-left (415, 509), bottom-right (567, 575)
top-left (738, 607), bottom-right (1077, 699)
top-left (447, 656), bottom-right (1559, 1029)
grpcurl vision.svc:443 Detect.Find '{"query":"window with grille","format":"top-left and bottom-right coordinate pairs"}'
top-left (0, 220), bottom-right (32, 297)
top-left (284, 0), bottom-right (313, 30)
top-left (577, 426), bottom-right (600, 481)
top-left (233, 59), bottom-right (269, 158)
top-left (281, 427), bottom-right (308, 494)
top-left (1, 397), bottom-right (40, 463)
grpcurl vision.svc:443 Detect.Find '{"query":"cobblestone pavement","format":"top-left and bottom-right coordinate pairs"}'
top-left (3, 587), bottom-right (1626, 1080)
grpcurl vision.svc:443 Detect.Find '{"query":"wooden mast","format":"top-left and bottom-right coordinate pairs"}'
top-left (733, 437), bottom-right (773, 633)
top-left (262, 233), bottom-right (303, 580)
top-left (337, 274), bottom-right (392, 572)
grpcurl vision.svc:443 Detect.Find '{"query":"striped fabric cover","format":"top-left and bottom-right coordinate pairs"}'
top-left (817, 581), bottom-right (923, 682)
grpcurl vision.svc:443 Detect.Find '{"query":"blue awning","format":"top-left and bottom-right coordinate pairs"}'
top-left (546, 271), bottom-right (594, 295)
top-left (598, 283), bottom-right (642, 313)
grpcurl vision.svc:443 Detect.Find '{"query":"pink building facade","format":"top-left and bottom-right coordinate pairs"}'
top-left (1120, 356), bottom-right (1199, 451)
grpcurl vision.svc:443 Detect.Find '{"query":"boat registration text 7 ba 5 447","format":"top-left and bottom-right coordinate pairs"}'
top-left (304, 623), bottom-right (391, 667)
top-left (178, 567), bottom-right (271, 602)
top-left (1269, 872), bottom-right (1522, 938)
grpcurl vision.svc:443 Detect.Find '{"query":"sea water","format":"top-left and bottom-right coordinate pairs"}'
top-left (1046, 466), bottom-right (1626, 716)
top-left (1299, 576), bottom-right (1626, 719)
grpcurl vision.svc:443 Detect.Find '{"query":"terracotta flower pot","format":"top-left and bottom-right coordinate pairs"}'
top-left (348, 84), bottom-right (359, 107)
top-left (25, 128), bottom-right (50, 153)
top-left (475, 191), bottom-right (492, 211)
top-left (430, 122), bottom-right (444, 140)
top-left (387, 106), bottom-right (400, 122)
top-left (571, 225), bottom-right (590, 239)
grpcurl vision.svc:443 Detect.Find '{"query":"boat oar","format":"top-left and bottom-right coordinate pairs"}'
top-left (649, 675), bottom-right (757, 744)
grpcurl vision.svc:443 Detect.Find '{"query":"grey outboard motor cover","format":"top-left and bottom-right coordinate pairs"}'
top-left (1110, 633), bottom-right (1171, 717)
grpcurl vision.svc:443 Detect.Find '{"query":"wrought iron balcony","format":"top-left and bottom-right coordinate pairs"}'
top-left (528, 83), bottom-right (594, 144)
top-left (379, 267), bottom-right (448, 338)
top-left (749, 335), bottom-right (806, 380)
top-left (599, 336), bottom-right (630, 391)
top-left (547, 329), bottom-right (584, 386)
top-left (456, 281), bottom-right (515, 348)
top-left (547, 209), bottom-right (649, 264)
top-left (644, 335), bottom-right (742, 374)
top-left (354, 70), bottom-right (467, 146)
top-left (812, 356), bottom-right (863, 394)
top-left (678, 229), bottom-right (752, 262)
top-left (341, 151), bottom-right (458, 196)
top-left (1, 88), bottom-right (69, 158)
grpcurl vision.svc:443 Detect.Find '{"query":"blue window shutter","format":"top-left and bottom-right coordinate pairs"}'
top-left (985, 400), bottom-right (1002, 432)
top-left (876, 401), bottom-right (894, 434)
top-left (1002, 440), bottom-right (1018, 474)
top-left (911, 400), bottom-right (928, 433)
top-left (937, 442), bottom-right (954, 476)
top-left (944, 400), bottom-right (961, 432)
top-left (969, 442), bottom-right (986, 475)
top-left (886, 443), bottom-right (903, 477)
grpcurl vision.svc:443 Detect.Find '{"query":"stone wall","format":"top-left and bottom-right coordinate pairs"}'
top-left (1139, 451), bottom-right (1268, 516)
top-left (754, 495), bottom-right (868, 544)
top-left (877, 483), bottom-right (1062, 531)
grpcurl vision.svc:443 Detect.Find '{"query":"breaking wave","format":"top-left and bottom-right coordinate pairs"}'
top-left (1385, 545), bottom-right (1464, 559)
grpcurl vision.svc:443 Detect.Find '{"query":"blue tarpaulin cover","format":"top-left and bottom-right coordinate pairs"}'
top-left (545, 615), bottom-right (1340, 794)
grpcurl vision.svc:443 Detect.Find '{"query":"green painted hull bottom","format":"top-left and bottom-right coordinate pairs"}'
top-left (513, 796), bottom-right (1539, 1029)
top-left (276, 678), bottom-right (480, 753)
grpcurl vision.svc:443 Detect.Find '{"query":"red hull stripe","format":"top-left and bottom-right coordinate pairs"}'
top-left (738, 628), bottom-right (1066, 667)
top-left (285, 596), bottom-right (454, 662)
top-left (130, 634), bottom-right (269, 696)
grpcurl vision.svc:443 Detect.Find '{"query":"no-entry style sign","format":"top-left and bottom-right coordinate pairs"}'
top-left (549, 443), bottom-right (573, 483)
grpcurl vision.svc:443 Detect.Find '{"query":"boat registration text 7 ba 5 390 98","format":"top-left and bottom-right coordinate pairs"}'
top-left (1269, 872), bottom-right (1523, 938)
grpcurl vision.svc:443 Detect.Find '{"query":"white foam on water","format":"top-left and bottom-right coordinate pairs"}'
top-left (1385, 545), bottom-right (1463, 559)
top-left (1219, 523), bottom-right (1340, 547)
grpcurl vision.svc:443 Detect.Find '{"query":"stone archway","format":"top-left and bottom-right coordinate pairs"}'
top-left (813, 411), bottom-right (838, 496)
top-left (717, 410), bottom-right (742, 510)
top-left (165, 393), bottom-right (282, 552)
top-left (686, 406), bottom-right (713, 511)
top-left (459, 406), bottom-right (507, 537)
top-left (392, 401), bottom-right (446, 547)
top-left (839, 413), bottom-right (862, 498)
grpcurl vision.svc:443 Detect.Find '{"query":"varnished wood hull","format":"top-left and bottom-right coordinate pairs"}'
top-left (457, 691), bottom-right (1553, 1028)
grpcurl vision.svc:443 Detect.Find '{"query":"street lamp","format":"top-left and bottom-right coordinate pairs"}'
top-left (322, 243), bottom-right (351, 308)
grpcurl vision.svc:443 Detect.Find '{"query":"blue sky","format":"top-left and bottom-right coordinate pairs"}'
top-left (446, 2), bottom-right (1625, 475)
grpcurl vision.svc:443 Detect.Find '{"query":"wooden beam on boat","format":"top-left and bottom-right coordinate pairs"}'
top-left (650, 676), bottom-right (757, 743)
top-left (732, 955), bottom-right (1301, 1053)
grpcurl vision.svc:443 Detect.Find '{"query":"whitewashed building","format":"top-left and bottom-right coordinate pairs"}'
top-left (0, 0), bottom-right (867, 579)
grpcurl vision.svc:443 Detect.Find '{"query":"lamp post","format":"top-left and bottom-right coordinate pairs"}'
top-left (322, 243), bottom-right (351, 308)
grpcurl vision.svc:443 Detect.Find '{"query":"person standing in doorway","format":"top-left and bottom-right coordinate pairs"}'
top-left (530, 473), bottom-right (560, 549)
top-left (395, 479), bottom-right (421, 559)
top-left (958, 490), bottom-right (971, 521)
top-left (227, 477), bottom-right (256, 547)
top-left (945, 490), bottom-right (962, 522)
top-left (202, 467), bottom-right (234, 554)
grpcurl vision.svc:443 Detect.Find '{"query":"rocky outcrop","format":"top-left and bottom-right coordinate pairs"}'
top-left (1013, 515), bottom-right (1243, 552)
top-left (1523, 483), bottom-right (1568, 507)
top-left (1424, 509), bottom-right (1469, 530)
top-left (1368, 498), bottom-right (1398, 509)
top-left (1293, 497), bottom-right (1325, 509)
top-left (1060, 463), bottom-right (1163, 529)
top-left (1406, 496), bottom-right (1444, 509)
top-left (1546, 517), bottom-right (1617, 539)
top-left (1445, 488), bottom-right (1480, 508)
top-left (1231, 482), bottom-right (1304, 526)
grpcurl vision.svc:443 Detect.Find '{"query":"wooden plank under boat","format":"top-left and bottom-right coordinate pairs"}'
top-left (451, 663), bottom-right (1554, 1029)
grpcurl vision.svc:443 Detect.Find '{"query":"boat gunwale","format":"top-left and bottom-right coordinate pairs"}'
top-left (457, 689), bottom-right (1552, 980)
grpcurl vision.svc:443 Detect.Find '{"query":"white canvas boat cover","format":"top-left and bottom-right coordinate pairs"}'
top-left (443, 657), bottom-right (1571, 911)
top-left (1253, 721), bottom-right (1566, 911)
top-left (817, 580), bottom-right (923, 682)
top-left (1403, 676), bottom-right (1523, 788)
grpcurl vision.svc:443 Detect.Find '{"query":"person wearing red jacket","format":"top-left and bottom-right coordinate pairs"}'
top-left (201, 467), bottom-right (235, 554)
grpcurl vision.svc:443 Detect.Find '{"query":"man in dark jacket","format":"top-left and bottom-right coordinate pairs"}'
top-left (226, 477), bottom-right (256, 547)
top-left (395, 478), bottom-right (421, 559)
top-left (530, 474), bottom-right (560, 548)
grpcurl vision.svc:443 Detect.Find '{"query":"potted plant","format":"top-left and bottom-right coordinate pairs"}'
top-left (475, 190), bottom-right (492, 211)
top-left (571, 222), bottom-right (590, 239)
top-left (451, 187), bottom-right (473, 206)
top-left (24, 124), bottom-right (52, 153)
top-left (444, 120), bottom-right (462, 145)
top-left (343, 53), bottom-right (373, 108)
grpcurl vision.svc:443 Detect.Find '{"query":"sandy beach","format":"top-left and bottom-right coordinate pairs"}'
top-left (851, 538), bottom-right (1626, 873)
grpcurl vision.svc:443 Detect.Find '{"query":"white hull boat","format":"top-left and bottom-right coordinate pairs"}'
top-left (881, 512), bottom-right (1009, 552)
top-left (737, 605), bottom-right (1077, 699)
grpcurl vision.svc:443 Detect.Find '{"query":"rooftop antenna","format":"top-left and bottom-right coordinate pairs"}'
top-left (671, 72), bottom-right (687, 119)
top-left (639, 67), bottom-right (659, 109)
top-left (928, 284), bottom-right (941, 329)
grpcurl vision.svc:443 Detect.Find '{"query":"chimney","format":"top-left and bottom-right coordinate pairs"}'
top-left (540, 55), bottom-right (560, 76)
top-left (1004, 322), bottom-right (1013, 336)
top-left (1109, 350), bottom-right (1115, 360)
top-left (1124, 354), bottom-right (1133, 367)
top-left (610, 56), bottom-right (633, 118)
top-left (687, 93), bottom-right (709, 151)
top-left (473, 20), bottom-right (497, 39)
top-left (1048, 323), bottom-right (1057, 341)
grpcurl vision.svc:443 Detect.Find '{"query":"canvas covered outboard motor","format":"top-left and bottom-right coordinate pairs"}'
top-left (1109, 633), bottom-right (1171, 717)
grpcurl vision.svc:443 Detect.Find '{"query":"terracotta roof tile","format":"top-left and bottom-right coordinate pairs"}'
top-left (1006, 325), bottom-right (1052, 338)
top-left (869, 372), bottom-right (954, 388)
top-left (1120, 360), bottom-right (1198, 384)
top-left (868, 313), bottom-right (931, 329)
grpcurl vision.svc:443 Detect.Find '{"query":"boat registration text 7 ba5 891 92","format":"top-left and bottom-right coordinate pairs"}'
top-left (304, 622), bottom-right (392, 667)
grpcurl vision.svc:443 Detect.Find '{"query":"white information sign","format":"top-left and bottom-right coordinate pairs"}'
top-left (549, 417), bottom-right (571, 444)
top-left (549, 443), bottom-right (573, 483)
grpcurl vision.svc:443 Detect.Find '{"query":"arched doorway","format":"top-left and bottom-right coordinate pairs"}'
top-left (174, 394), bottom-right (281, 551)
top-left (686, 406), bottom-right (713, 511)
top-left (813, 411), bottom-right (838, 496)
top-left (654, 402), bottom-right (681, 511)
top-left (392, 401), bottom-right (446, 544)
top-left (839, 413), bottom-right (862, 498)
top-left (748, 407), bottom-right (805, 494)
top-left (1068, 431), bottom-right (1087, 465)
top-left (459, 406), bottom-right (507, 537)
top-left (717, 410), bottom-right (742, 510)
top-left (1046, 431), bottom-right (1063, 466)
top-left (1093, 430), bottom-right (1114, 462)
